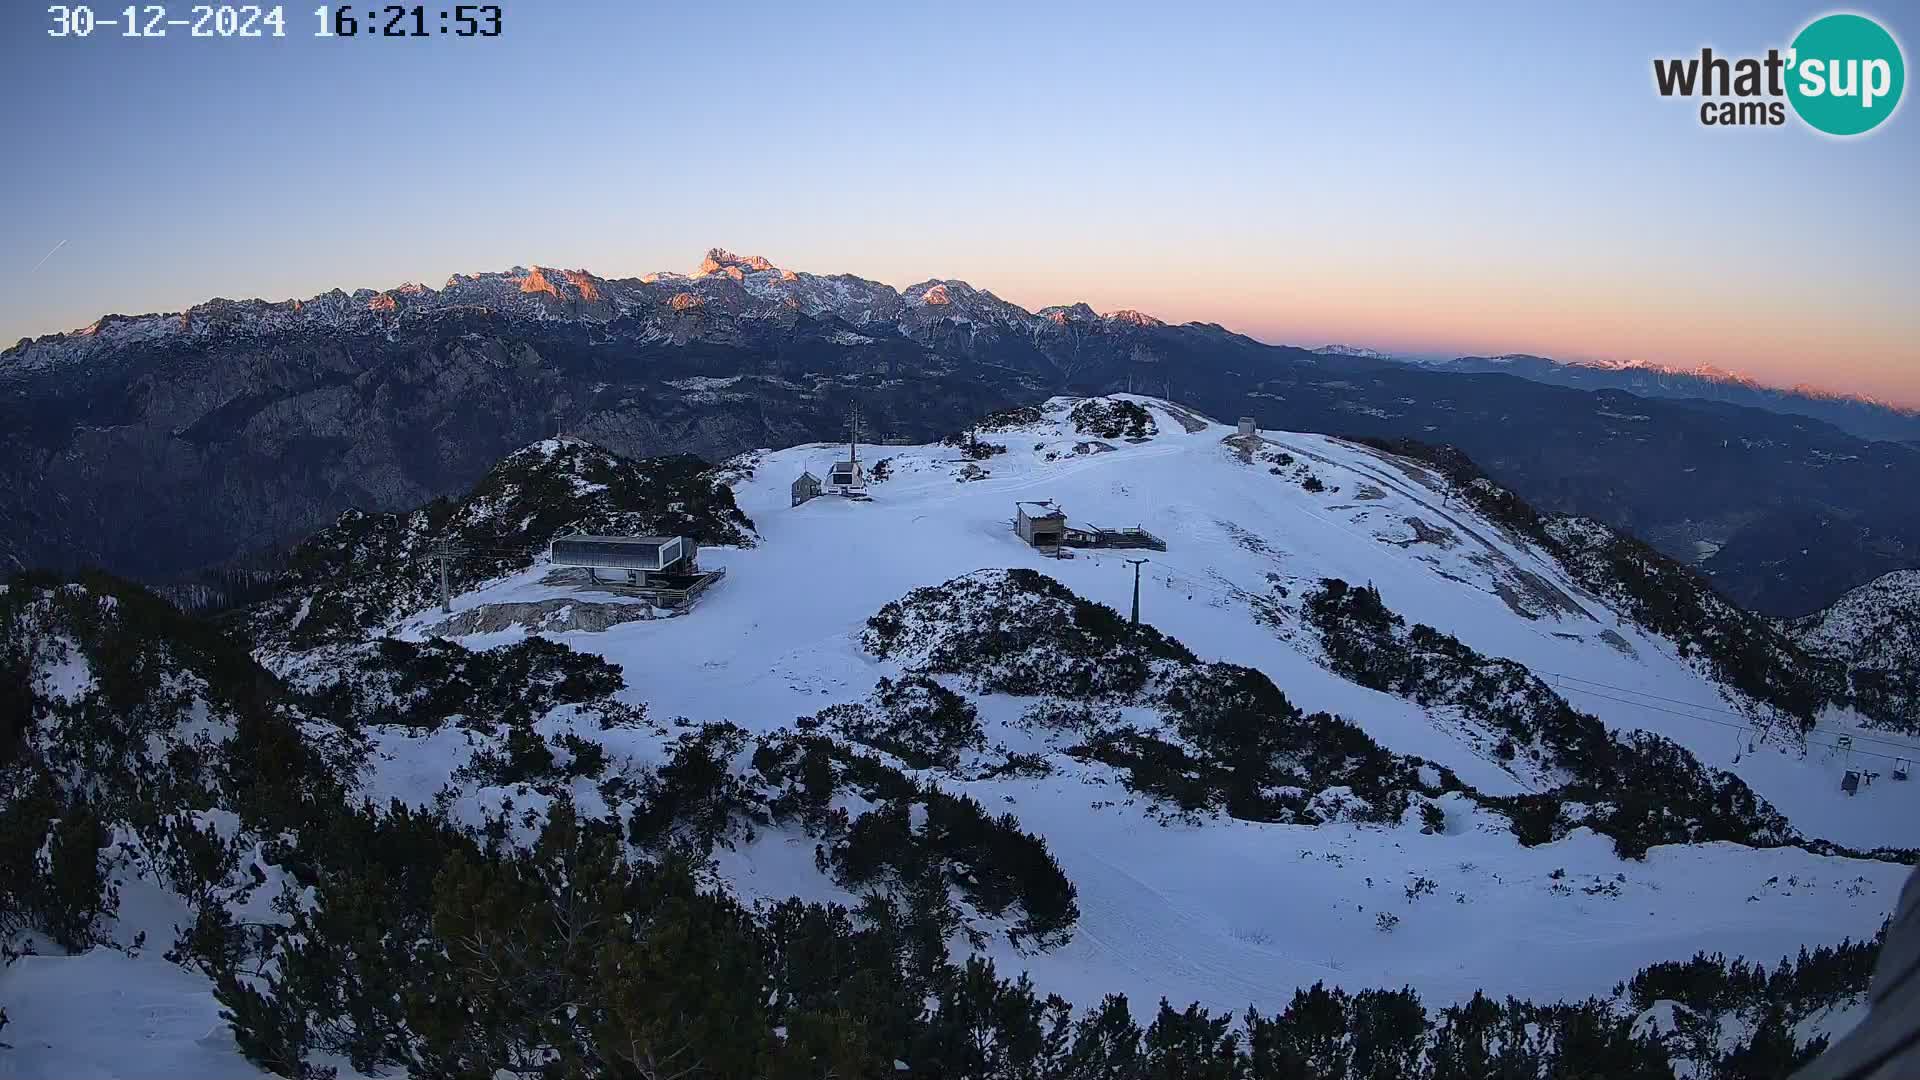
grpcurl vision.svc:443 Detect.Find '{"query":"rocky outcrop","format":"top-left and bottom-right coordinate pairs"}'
top-left (242, 439), bottom-right (753, 648)
top-left (443, 598), bottom-right (665, 635)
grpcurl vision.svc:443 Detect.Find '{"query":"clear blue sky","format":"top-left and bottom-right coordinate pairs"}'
top-left (3, 1), bottom-right (1916, 403)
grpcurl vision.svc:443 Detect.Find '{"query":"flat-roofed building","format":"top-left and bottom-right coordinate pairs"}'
top-left (550, 535), bottom-right (694, 584)
top-left (547, 533), bottom-right (726, 609)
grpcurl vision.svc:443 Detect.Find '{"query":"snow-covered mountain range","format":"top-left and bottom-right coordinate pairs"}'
top-left (1423, 354), bottom-right (1920, 444)
top-left (12, 258), bottom-right (1902, 433)
top-left (4, 396), bottom-right (1913, 1078)
top-left (1311, 344), bottom-right (1399, 362)
top-left (0, 249), bottom-right (1178, 380)
top-left (6, 248), bottom-right (1920, 621)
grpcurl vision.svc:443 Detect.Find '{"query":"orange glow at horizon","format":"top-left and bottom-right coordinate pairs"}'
top-left (968, 262), bottom-right (1920, 411)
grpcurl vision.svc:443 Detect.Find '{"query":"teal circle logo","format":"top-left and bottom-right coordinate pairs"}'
top-left (1787, 13), bottom-right (1905, 135)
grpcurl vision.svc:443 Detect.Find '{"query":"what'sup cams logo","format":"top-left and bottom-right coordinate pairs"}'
top-left (1654, 12), bottom-right (1905, 134)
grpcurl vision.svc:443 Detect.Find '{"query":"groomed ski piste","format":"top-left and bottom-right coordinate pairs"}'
top-left (5, 396), bottom-right (1916, 1079)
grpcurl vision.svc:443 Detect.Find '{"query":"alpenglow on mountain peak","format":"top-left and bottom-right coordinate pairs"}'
top-left (697, 247), bottom-right (778, 276)
top-left (2, 248), bottom-right (1196, 368)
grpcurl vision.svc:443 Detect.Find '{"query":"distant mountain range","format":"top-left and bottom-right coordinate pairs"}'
top-left (1200, 346), bottom-right (1920, 445)
top-left (5, 248), bottom-right (1918, 617)
top-left (1311, 344), bottom-right (1399, 362)
top-left (1381, 353), bottom-right (1920, 445)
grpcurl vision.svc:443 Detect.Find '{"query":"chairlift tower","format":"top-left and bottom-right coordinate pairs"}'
top-left (430, 538), bottom-right (468, 615)
top-left (1125, 558), bottom-right (1149, 625)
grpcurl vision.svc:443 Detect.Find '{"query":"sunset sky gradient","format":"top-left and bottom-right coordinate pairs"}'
top-left (4, 1), bottom-right (1916, 404)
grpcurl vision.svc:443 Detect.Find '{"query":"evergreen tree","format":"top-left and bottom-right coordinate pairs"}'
top-left (1141, 1001), bottom-right (1240, 1080)
top-left (1349, 988), bottom-right (1426, 1080)
top-left (1061, 995), bottom-right (1143, 1080)
top-left (44, 793), bottom-right (116, 952)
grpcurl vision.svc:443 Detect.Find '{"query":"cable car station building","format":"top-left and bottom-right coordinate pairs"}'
top-left (1015, 501), bottom-right (1166, 554)
top-left (548, 534), bottom-right (725, 607)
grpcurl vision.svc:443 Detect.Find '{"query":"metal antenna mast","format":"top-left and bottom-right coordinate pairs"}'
top-left (848, 401), bottom-right (861, 466)
top-left (1125, 558), bottom-right (1148, 625)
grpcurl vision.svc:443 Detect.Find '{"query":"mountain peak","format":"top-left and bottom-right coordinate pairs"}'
top-left (1313, 344), bottom-right (1396, 361)
top-left (698, 248), bottom-right (778, 277)
top-left (902, 279), bottom-right (1003, 309)
top-left (1038, 302), bottom-right (1099, 325)
top-left (519, 267), bottom-right (560, 297)
top-left (515, 266), bottom-right (605, 302)
top-left (503, 433), bottom-right (612, 465)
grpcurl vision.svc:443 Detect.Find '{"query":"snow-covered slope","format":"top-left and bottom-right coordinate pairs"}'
top-left (472, 398), bottom-right (1914, 841)
top-left (1790, 569), bottom-right (1920, 736)
top-left (1792, 569), bottom-right (1920, 672)
top-left (244, 436), bottom-right (756, 649)
top-left (5, 397), bottom-right (1915, 1078)
top-left (364, 398), bottom-right (1918, 996)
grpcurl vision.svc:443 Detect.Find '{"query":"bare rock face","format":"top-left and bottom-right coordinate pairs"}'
top-left (444, 598), bottom-right (665, 635)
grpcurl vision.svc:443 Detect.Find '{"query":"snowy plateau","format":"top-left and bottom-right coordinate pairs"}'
top-left (2, 396), bottom-right (1915, 1079)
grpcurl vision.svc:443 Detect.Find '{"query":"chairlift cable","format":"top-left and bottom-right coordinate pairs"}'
top-left (1539, 669), bottom-right (1919, 753)
top-left (1551, 684), bottom-right (1913, 765)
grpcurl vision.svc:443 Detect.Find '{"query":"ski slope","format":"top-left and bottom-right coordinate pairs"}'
top-left (429, 397), bottom-right (1920, 844)
top-left (399, 397), bottom-right (1916, 1013)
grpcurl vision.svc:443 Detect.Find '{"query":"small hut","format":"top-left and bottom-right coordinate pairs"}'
top-left (1017, 500), bottom-right (1165, 552)
top-left (792, 471), bottom-right (822, 507)
top-left (1015, 502), bottom-right (1068, 549)
top-left (1237, 417), bottom-right (1257, 437)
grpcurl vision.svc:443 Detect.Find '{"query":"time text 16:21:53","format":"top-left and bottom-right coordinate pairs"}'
top-left (47, 5), bottom-right (503, 38)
